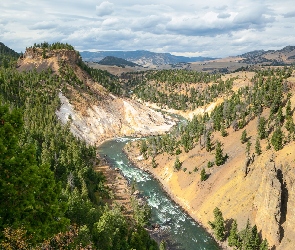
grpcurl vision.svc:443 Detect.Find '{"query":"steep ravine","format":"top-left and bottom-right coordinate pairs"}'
top-left (124, 114), bottom-right (295, 250)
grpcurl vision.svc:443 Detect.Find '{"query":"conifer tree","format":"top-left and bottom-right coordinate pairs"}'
top-left (259, 239), bottom-right (269, 250)
top-left (209, 207), bottom-right (225, 241)
top-left (201, 168), bottom-right (207, 181)
top-left (246, 140), bottom-right (252, 156)
top-left (206, 132), bottom-right (212, 152)
top-left (215, 141), bottom-right (225, 166)
top-left (241, 129), bottom-right (247, 144)
top-left (174, 156), bottom-right (182, 171)
top-left (228, 220), bottom-right (239, 247)
top-left (255, 138), bottom-right (262, 155)
top-left (258, 117), bottom-right (267, 139)
top-left (271, 128), bottom-right (283, 151)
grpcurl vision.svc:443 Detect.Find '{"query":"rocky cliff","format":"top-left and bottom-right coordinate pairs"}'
top-left (18, 47), bottom-right (176, 145)
top-left (56, 92), bottom-right (175, 145)
top-left (254, 161), bottom-right (281, 246)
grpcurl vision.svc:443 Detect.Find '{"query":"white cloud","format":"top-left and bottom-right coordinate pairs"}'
top-left (96, 1), bottom-right (114, 16)
top-left (0, 0), bottom-right (294, 57)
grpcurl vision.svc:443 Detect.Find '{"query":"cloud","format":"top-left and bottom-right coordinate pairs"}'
top-left (283, 11), bottom-right (295, 18)
top-left (96, 1), bottom-right (114, 16)
top-left (0, 0), bottom-right (294, 58)
top-left (218, 13), bottom-right (231, 19)
top-left (30, 21), bottom-right (57, 30)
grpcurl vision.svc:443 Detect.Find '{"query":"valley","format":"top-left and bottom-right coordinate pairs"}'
top-left (1, 42), bottom-right (295, 249)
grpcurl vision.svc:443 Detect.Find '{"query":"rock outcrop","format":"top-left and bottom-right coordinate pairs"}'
top-left (56, 92), bottom-right (176, 145)
top-left (254, 161), bottom-right (281, 247)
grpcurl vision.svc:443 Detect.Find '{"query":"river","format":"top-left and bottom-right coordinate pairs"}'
top-left (97, 137), bottom-right (219, 250)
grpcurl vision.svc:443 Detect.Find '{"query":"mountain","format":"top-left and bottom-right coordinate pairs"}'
top-left (239, 45), bottom-right (295, 65)
top-left (80, 50), bottom-right (216, 67)
top-left (98, 56), bottom-right (140, 67)
top-left (0, 42), bottom-right (19, 57)
top-left (0, 42), bottom-right (173, 248)
top-left (0, 42), bottom-right (19, 68)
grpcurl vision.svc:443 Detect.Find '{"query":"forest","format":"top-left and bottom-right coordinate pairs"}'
top-left (0, 43), bottom-right (159, 249)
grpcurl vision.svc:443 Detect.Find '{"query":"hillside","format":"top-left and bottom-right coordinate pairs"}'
top-left (80, 50), bottom-right (216, 67)
top-left (98, 56), bottom-right (140, 67)
top-left (187, 45), bottom-right (295, 74)
top-left (239, 46), bottom-right (295, 65)
top-left (17, 45), bottom-right (176, 146)
top-left (0, 42), bottom-right (172, 249)
top-left (124, 65), bottom-right (295, 249)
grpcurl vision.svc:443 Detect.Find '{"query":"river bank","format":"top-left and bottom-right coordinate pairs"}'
top-left (123, 143), bottom-right (229, 250)
top-left (97, 138), bottom-right (219, 249)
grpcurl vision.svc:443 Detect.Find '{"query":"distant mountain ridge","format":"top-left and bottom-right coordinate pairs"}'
top-left (80, 50), bottom-right (216, 67)
top-left (239, 45), bottom-right (295, 65)
top-left (98, 56), bottom-right (139, 67)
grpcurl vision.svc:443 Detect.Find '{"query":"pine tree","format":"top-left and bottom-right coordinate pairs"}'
top-left (206, 132), bottom-right (212, 152)
top-left (221, 123), bottom-right (228, 137)
top-left (285, 98), bottom-right (292, 117)
top-left (246, 140), bottom-right (252, 156)
top-left (201, 168), bottom-right (207, 181)
top-left (228, 220), bottom-right (239, 247)
top-left (209, 207), bottom-right (225, 241)
top-left (241, 129), bottom-right (247, 144)
top-left (258, 117), bottom-right (267, 139)
top-left (0, 105), bottom-right (69, 242)
top-left (215, 141), bottom-right (225, 166)
top-left (174, 157), bottom-right (182, 171)
top-left (271, 128), bottom-right (283, 151)
top-left (255, 138), bottom-right (262, 155)
top-left (259, 239), bottom-right (269, 250)
top-left (249, 225), bottom-right (260, 249)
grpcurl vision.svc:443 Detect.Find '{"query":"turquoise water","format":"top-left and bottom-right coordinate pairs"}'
top-left (98, 137), bottom-right (219, 250)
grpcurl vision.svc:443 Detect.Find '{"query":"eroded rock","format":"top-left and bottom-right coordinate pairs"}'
top-left (254, 161), bottom-right (281, 247)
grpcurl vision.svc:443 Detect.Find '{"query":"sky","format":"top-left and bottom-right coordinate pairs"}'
top-left (0, 0), bottom-right (295, 57)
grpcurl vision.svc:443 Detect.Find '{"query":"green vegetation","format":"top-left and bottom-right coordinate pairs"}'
top-left (200, 168), bottom-right (207, 181)
top-left (137, 65), bottom-right (295, 174)
top-left (0, 42), bottom-right (19, 68)
top-left (208, 207), bottom-right (225, 241)
top-left (0, 43), bottom-right (158, 249)
top-left (215, 141), bottom-right (226, 166)
top-left (241, 129), bottom-right (247, 144)
top-left (174, 156), bottom-right (182, 171)
top-left (30, 41), bottom-right (75, 50)
top-left (209, 208), bottom-right (269, 249)
top-left (131, 70), bottom-right (235, 111)
top-left (255, 138), bottom-right (262, 155)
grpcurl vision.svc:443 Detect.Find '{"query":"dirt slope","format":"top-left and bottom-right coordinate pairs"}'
top-left (17, 48), bottom-right (176, 145)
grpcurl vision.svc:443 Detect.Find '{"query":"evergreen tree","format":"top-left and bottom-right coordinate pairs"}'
top-left (255, 138), bottom-right (262, 155)
top-left (201, 168), bottom-right (207, 181)
top-left (246, 140), bottom-right (252, 156)
top-left (249, 225), bottom-right (260, 250)
top-left (271, 128), bottom-right (283, 151)
top-left (258, 117), bottom-right (267, 139)
top-left (209, 207), bottom-right (225, 241)
top-left (206, 131), bottom-right (212, 152)
top-left (0, 105), bottom-right (69, 242)
top-left (93, 206), bottom-right (128, 250)
top-left (215, 141), bottom-right (225, 166)
top-left (285, 99), bottom-right (292, 117)
top-left (228, 220), bottom-right (239, 247)
top-left (174, 157), bottom-right (182, 171)
top-left (220, 123), bottom-right (228, 137)
top-left (259, 239), bottom-right (269, 250)
top-left (241, 129), bottom-right (247, 144)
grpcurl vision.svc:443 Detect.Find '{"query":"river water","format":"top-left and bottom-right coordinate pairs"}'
top-left (97, 137), bottom-right (219, 250)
